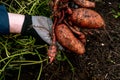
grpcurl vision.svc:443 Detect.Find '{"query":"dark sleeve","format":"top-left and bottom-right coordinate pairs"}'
top-left (0, 5), bottom-right (9, 34)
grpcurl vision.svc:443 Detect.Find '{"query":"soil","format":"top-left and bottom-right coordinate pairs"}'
top-left (5, 0), bottom-right (120, 80)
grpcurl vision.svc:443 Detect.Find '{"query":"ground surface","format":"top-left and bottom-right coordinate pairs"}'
top-left (4, 0), bottom-right (120, 80)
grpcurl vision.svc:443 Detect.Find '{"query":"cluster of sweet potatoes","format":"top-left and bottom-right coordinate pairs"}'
top-left (48, 0), bottom-right (105, 62)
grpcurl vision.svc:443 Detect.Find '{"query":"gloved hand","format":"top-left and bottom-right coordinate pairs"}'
top-left (32, 16), bottom-right (53, 44)
top-left (21, 15), bottom-right (52, 44)
top-left (21, 15), bottom-right (63, 50)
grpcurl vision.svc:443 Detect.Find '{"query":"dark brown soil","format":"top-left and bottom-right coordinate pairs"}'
top-left (5, 0), bottom-right (120, 80)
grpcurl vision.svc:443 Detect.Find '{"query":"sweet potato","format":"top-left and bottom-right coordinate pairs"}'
top-left (55, 24), bottom-right (85, 54)
top-left (69, 8), bottom-right (105, 29)
top-left (73, 0), bottom-right (95, 8)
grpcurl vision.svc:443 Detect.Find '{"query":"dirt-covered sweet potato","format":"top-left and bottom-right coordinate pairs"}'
top-left (55, 24), bottom-right (85, 54)
top-left (73, 0), bottom-right (95, 8)
top-left (69, 8), bottom-right (105, 29)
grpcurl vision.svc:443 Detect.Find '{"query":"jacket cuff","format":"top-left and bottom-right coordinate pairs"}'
top-left (0, 5), bottom-right (9, 34)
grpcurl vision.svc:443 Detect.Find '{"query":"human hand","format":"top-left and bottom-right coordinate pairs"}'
top-left (32, 16), bottom-right (53, 45)
top-left (21, 15), bottom-right (63, 50)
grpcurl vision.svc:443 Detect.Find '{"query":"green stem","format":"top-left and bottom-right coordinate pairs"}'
top-left (0, 57), bottom-right (13, 74)
top-left (9, 59), bottom-right (47, 66)
top-left (35, 50), bottom-right (44, 80)
top-left (17, 65), bottom-right (22, 80)
top-left (0, 52), bottom-right (35, 63)
top-left (0, 42), bottom-right (10, 57)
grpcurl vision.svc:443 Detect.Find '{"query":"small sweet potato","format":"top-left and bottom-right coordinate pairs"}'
top-left (69, 8), bottom-right (105, 29)
top-left (55, 24), bottom-right (85, 54)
